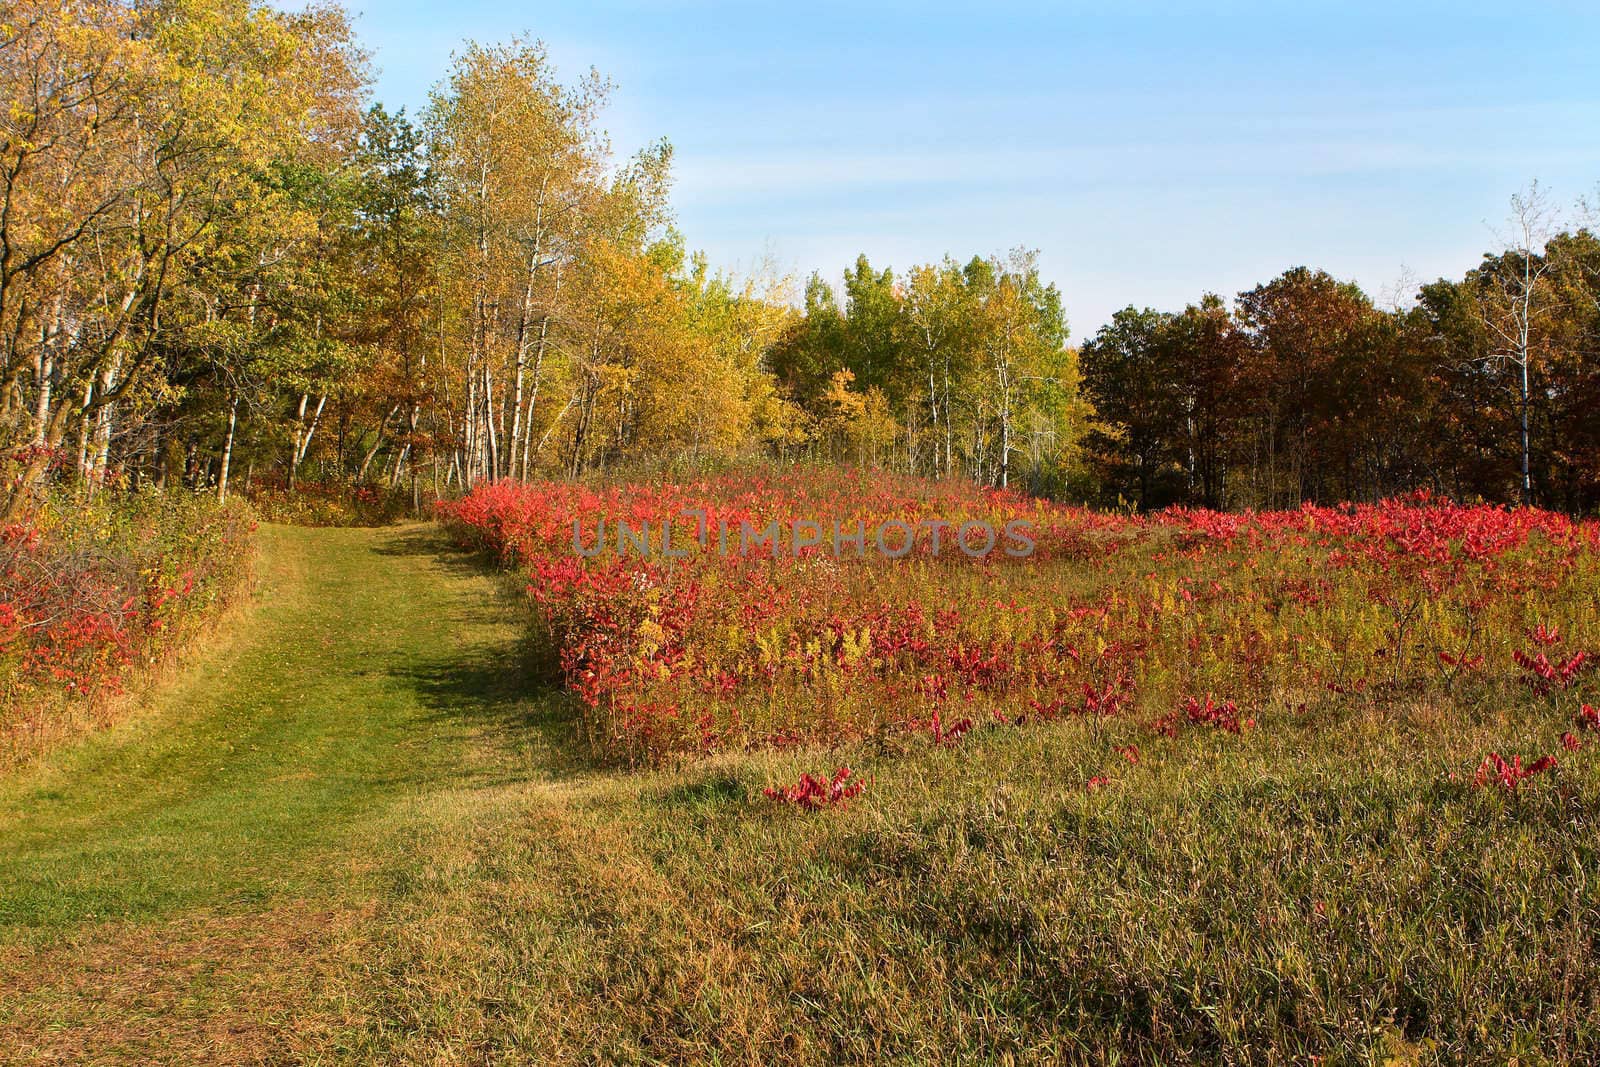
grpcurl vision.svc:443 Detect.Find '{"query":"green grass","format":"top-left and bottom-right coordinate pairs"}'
top-left (0, 523), bottom-right (550, 1062)
top-left (3, 523), bottom-right (1599, 1064)
top-left (0, 525), bottom-right (535, 927)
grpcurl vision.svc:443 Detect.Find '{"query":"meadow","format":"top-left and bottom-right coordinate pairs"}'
top-left (433, 469), bottom-right (1600, 1060)
top-left (6, 472), bottom-right (1600, 1063)
top-left (440, 468), bottom-right (1599, 773)
top-left (9, 2), bottom-right (1600, 1060)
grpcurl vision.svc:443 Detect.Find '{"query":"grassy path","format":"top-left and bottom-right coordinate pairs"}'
top-left (0, 522), bottom-right (1019, 1064)
top-left (0, 523), bottom-right (869, 1064)
top-left (0, 523), bottom-right (559, 1062)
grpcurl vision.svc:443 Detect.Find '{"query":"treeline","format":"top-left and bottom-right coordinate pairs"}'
top-left (766, 251), bottom-right (1084, 493)
top-left (6, 1), bottom-right (1074, 514)
top-left (1, 1), bottom-right (800, 517)
top-left (1080, 213), bottom-right (1600, 512)
top-left (5, 2), bottom-right (1598, 516)
top-left (761, 207), bottom-right (1600, 512)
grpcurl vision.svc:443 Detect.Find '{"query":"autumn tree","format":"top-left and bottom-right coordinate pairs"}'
top-left (897, 260), bottom-right (974, 478)
top-left (426, 38), bottom-right (609, 486)
top-left (1164, 296), bottom-right (1243, 507)
top-left (0, 0), bottom-right (364, 514)
top-left (1080, 308), bottom-right (1183, 508)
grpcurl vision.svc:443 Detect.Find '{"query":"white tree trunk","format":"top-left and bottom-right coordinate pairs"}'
top-left (218, 394), bottom-right (239, 502)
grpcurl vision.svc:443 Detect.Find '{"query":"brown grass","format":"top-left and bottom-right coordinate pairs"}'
top-left (0, 904), bottom-right (369, 1065)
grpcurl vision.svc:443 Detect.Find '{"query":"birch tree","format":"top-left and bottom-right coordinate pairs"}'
top-left (1477, 182), bottom-right (1558, 504)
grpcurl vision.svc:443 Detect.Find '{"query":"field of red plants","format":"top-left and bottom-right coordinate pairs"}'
top-left (441, 469), bottom-right (1600, 774)
top-left (0, 490), bottom-right (255, 763)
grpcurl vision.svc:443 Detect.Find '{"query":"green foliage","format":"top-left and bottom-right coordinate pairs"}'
top-left (771, 249), bottom-right (1084, 491)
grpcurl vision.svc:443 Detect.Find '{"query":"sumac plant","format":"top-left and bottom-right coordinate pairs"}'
top-left (1473, 752), bottom-right (1559, 793)
top-left (441, 473), bottom-right (1600, 765)
top-left (1, 489), bottom-right (254, 753)
top-left (763, 767), bottom-right (865, 810)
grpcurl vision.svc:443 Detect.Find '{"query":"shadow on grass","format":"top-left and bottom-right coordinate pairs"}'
top-left (657, 773), bottom-right (750, 808)
top-left (370, 522), bottom-right (606, 781)
top-left (368, 523), bottom-right (495, 580)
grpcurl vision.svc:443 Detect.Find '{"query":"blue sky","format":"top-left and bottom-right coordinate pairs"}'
top-left (338, 1), bottom-right (1600, 336)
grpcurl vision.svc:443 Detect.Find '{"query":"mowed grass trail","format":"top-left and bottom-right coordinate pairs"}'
top-left (0, 523), bottom-right (552, 1062)
top-left (4, 523), bottom-right (1600, 1064)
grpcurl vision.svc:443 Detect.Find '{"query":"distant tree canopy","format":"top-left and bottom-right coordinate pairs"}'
top-left (2, 1), bottom-right (1598, 514)
top-left (768, 251), bottom-right (1084, 493)
top-left (1080, 227), bottom-right (1600, 512)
